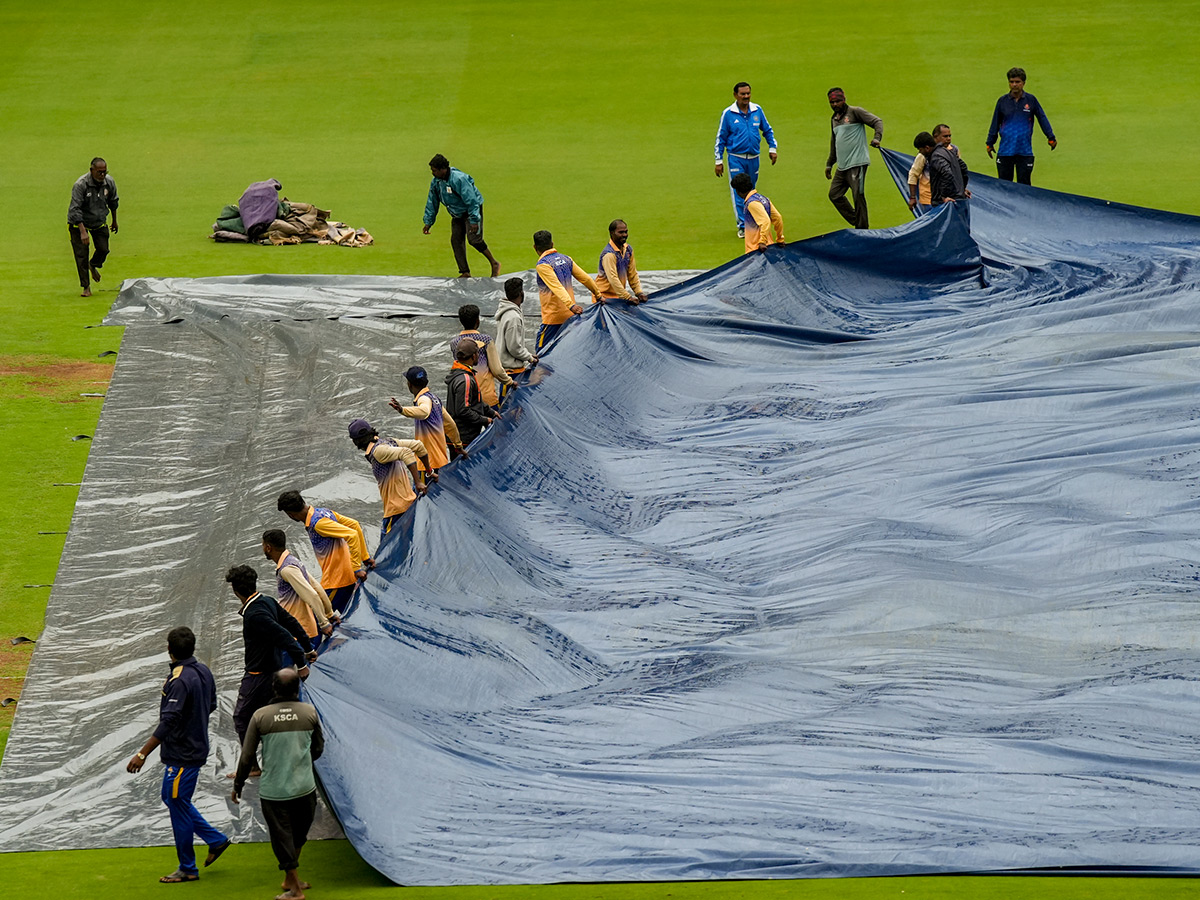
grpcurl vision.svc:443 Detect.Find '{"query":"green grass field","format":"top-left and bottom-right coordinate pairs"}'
top-left (3, 0), bottom-right (1199, 895)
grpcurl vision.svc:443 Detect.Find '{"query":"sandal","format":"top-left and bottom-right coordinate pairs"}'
top-left (204, 838), bottom-right (231, 867)
top-left (159, 869), bottom-right (199, 883)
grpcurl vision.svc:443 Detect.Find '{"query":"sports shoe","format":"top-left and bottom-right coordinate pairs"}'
top-left (737, 227), bottom-right (745, 239)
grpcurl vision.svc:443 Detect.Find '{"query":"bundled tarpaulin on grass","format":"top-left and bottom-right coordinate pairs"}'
top-left (3, 179), bottom-right (1200, 886)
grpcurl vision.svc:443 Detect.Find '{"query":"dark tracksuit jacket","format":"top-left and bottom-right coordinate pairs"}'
top-left (240, 592), bottom-right (310, 673)
top-left (154, 656), bottom-right (217, 768)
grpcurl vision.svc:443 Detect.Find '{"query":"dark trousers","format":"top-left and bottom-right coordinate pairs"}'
top-left (535, 322), bottom-right (566, 352)
top-left (326, 584), bottom-right (354, 614)
top-left (498, 368), bottom-right (525, 405)
top-left (829, 165), bottom-right (869, 229)
top-left (449, 206), bottom-right (490, 274)
top-left (68, 224), bottom-right (110, 287)
top-left (161, 765), bottom-right (228, 876)
top-left (233, 671), bottom-right (273, 766)
top-left (996, 155), bottom-right (1035, 185)
top-left (261, 791), bottom-right (317, 871)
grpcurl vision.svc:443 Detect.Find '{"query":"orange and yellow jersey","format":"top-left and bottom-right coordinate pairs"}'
top-left (274, 549), bottom-right (316, 643)
top-left (275, 550), bottom-right (320, 639)
top-left (595, 240), bottom-right (643, 300)
top-left (908, 152), bottom-right (932, 206)
top-left (364, 437), bottom-right (426, 517)
top-left (536, 248), bottom-right (601, 325)
top-left (304, 506), bottom-right (367, 591)
top-left (743, 191), bottom-right (785, 254)
top-left (397, 388), bottom-right (450, 469)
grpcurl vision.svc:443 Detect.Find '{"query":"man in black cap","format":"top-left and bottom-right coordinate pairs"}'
top-left (390, 366), bottom-right (465, 475)
top-left (347, 418), bottom-right (429, 538)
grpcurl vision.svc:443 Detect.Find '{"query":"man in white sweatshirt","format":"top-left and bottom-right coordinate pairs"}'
top-left (493, 277), bottom-right (537, 404)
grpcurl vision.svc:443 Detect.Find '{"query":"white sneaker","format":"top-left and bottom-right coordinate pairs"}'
top-left (737, 227), bottom-right (745, 238)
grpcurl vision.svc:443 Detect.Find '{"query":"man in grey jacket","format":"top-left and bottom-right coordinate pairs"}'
top-left (494, 277), bottom-right (537, 404)
top-left (67, 157), bottom-right (119, 297)
top-left (824, 89), bottom-right (883, 229)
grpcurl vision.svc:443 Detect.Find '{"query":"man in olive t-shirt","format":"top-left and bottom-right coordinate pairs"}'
top-left (824, 89), bottom-right (883, 229)
top-left (232, 668), bottom-right (323, 900)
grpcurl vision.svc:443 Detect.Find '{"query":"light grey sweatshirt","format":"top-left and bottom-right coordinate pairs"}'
top-left (494, 299), bottom-right (535, 369)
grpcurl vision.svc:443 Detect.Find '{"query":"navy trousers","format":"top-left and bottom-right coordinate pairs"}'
top-left (161, 764), bottom-right (227, 876)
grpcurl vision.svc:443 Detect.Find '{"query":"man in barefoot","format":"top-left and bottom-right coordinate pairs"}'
top-left (232, 668), bottom-right (323, 900)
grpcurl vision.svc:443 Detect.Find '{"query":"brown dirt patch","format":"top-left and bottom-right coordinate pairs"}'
top-left (0, 356), bottom-right (113, 403)
top-left (0, 641), bottom-right (34, 745)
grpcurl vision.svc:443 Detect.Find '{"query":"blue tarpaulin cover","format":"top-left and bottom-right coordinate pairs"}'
top-left (305, 158), bottom-right (1200, 884)
top-left (3, 156), bottom-right (1199, 885)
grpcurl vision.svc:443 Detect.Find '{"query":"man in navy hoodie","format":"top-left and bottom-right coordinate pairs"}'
top-left (127, 626), bottom-right (231, 883)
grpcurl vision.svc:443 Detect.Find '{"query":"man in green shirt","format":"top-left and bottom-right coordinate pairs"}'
top-left (824, 89), bottom-right (883, 230)
top-left (232, 668), bottom-right (323, 900)
top-left (422, 153), bottom-right (502, 278)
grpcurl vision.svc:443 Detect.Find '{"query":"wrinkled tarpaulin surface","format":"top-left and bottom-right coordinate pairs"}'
top-left (0, 269), bottom-right (695, 855)
top-left (4, 165), bottom-right (1200, 885)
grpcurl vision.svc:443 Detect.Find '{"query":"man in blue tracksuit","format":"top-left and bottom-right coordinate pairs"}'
top-left (127, 626), bottom-right (230, 884)
top-left (422, 153), bottom-right (502, 278)
top-left (986, 67), bottom-right (1056, 185)
top-left (714, 82), bottom-right (777, 238)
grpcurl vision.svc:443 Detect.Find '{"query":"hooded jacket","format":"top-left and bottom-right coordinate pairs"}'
top-left (445, 363), bottom-right (494, 445)
top-left (494, 299), bottom-right (534, 370)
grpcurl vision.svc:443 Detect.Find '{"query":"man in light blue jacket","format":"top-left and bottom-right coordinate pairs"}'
top-left (422, 153), bottom-right (501, 278)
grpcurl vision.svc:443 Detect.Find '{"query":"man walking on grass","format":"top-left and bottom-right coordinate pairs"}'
top-left (232, 668), bottom-right (324, 900)
top-left (68, 157), bottom-right (119, 297)
top-left (126, 626), bottom-right (231, 884)
top-left (422, 153), bottom-right (502, 278)
top-left (825, 89), bottom-right (883, 229)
